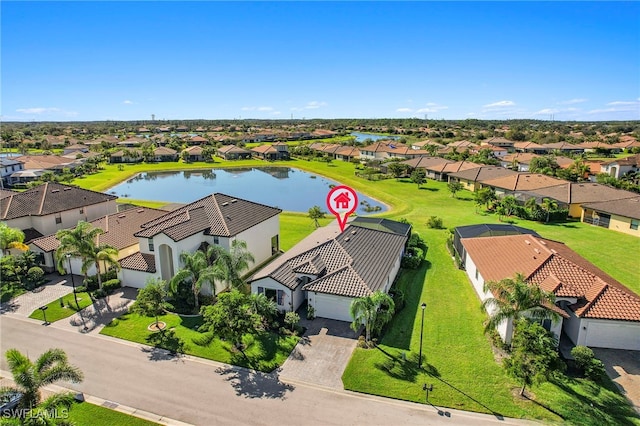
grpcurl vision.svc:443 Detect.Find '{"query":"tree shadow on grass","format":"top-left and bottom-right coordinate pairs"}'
top-left (374, 347), bottom-right (429, 382)
top-left (216, 366), bottom-right (294, 400)
top-left (144, 329), bottom-right (187, 361)
top-left (418, 187), bottom-right (439, 191)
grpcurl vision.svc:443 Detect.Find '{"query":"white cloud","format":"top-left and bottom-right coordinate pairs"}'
top-left (304, 101), bottom-right (327, 110)
top-left (606, 100), bottom-right (638, 106)
top-left (559, 98), bottom-right (588, 105)
top-left (15, 107), bottom-right (78, 117)
top-left (396, 108), bottom-right (413, 113)
top-left (123, 100), bottom-right (133, 105)
top-left (483, 100), bottom-right (515, 108)
top-left (416, 104), bottom-right (448, 113)
top-left (532, 108), bottom-right (560, 115)
top-left (257, 106), bottom-right (274, 112)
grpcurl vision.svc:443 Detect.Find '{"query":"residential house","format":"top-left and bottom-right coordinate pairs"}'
top-left (1, 158), bottom-right (24, 187)
top-left (600, 154), bottom-right (640, 179)
top-left (411, 140), bottom-right (444, 151)
top-left (459, 231), bottom-right (640, 350)
top-left (541, 142), bottom-right (584, 155)
top-left (482, 137), bottom-right (515, 152)
top-left (400, 157), bottom-right (455, 181)
top-left (527, 182), bottom-right (638, 218)
top-left (119, 193), bottom-right (282, 290)
top-left (513, 142), bottom-right (547, 154)
top-left (109, 149), bottom-right (143, 164)
top-left (152, 147), bottom-right (178, 162)
top-left (188, 135), bottom-right (208, 145)
top-left (29, 207), bottom-right (167, 273)
top-left (481, 173), bottom-right (566, 198)
top-left (182, 146), bottom-right (205, 162)
top-left (249, 218), bottom-right (410, 321)
top-left (63, 144), bottom-right (89, 155)
top-left (217, 145), bottom-right (252, 160)
top-left (577, 141), bottom-right (617, 153)
top-left (581, 197), bottom-right (640, 237)
top-left (118, 138), bottom-right (145, 147)
top-left (359, 141), bottom-right (428, 161)
top-left (613, 139), bottom-right (640, 152)
top-left (251, 143), bottom-right (290, 161)
top-left (447, 166), bottom-right (518, 192)
top-left (500, 153), bottom-right (541, 172)
top-left (0, 182), bottom-right (117, 240)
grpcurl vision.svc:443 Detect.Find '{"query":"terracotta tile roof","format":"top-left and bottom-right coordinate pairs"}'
top-left (448, 140), bottom-right (479, 149)
top-left (217, 145), bottom-right (251, 154)
top-left (360, 141), bottom-right (410, 154)
top-left (582, 197), bottom-right (640, 220)
top-left (532, 182), bottom-right (637, 205)
top-left (14, 155), bottom-right (73, 170)
top-left (501, 153), bottom-right (540, 164)
top-left (1, 183), bottom-right (116, 220)
top-left (0, 189), bottom-right (18, 200)
top-left (602, 154), bottom-right (640, 167)
top-left (400, 156), bottom-right (453, 171)
top-left (484, 137), bottom-right (515, 146)
top-left (153, 147), bottom-right (177, 155)
top-left (482, 173), bottom-right (566, 191)
top-left (513, 142), bottom-right (545, 150)
top-left (120, 252), bottom-right (156, 273)
top-left (441, 161), bottom-right (483, 174)
top-left (462, 234), bottom-right (640, 321)
top-left (182, 146), bottom-right (204, 155)
top-left (577, 141), bottom-right (616, 150)
top-left (613, 140), bottom-right (640, 149)
top-left (135, 193), bottom-right (281, 241)
top-left (251, 145), bottom-right (278, 154)
top-left (448, 166), bottom-right (517, 183)
top-left (541, 142), bottom-right (584, 151)
top-left (251, 223), bottom-right (408, 298)
top-left (30, 207), bottom-right (167, 253)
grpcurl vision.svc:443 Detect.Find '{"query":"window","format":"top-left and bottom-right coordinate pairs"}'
top-left (271, 235), bottom-right (279, 255)
top-left (148, 238), bottom-right (154, 252)
top-left (631, 220), bottom-right (639, 230)
top-left (474, 269), bottom-right (479, 280)
top-left (79, 208), bottom-right (84, 214)
top-left (213, 236), bottom-right (219, 244)
top-left (265, 288), bottom-right (277, 302)
top-left (55, 215), bottom-right (62, 224)
top-left (257, 287), bottom-right (264, 294)
top-left (277, 290), bottom-right (285, 305)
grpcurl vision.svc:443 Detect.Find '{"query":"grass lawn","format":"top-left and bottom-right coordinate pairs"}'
top-left (71, 156), bottom-right (640, 422)
top-left (29, 292), bottom-right (94, 322)
top-left (68, 401), bottom-right (159, 425)
top-left (100, 312), bottom-right (299, 373)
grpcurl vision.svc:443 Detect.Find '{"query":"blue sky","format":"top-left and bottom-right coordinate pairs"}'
top-left (2, 1), bottom-right (639, 122)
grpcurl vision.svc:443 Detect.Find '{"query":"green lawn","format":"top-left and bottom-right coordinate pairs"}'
top-left (68, 401), bottom-right (159, 425)
top-left (100, 312), bottom-right (299, 373)
top-left (71, 156), bottom-right (640, 422)
top-left (28, 292), bottom-right (94, 322)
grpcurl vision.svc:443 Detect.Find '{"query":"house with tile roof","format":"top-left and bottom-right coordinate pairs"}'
top-left (119, 193), bottom-right (282, 291)
top-left (447, 166), bottom-right (518, 192)
top-left (581, 197), bottom-right (640, 237)
top-left (1, 182), bottom-right (118, 240)
top-left (0, 157), bottom-right (24, 187)
top-left (499, 153), bottom-right (541, 172)
top-left (459, 231), bottom-right (640, 350)
top-left (216, 145), bottom-right (252, 160)
top-left (251, 143), bottom-right (290, 161)
top-left (249, 218), bottom-right (409, 321)
top-left (359, 141), bottom-right (428, 161)
top-left (152, 146), bottom-right (178, 162)
top-left (400, 157), bottom-right (455, 181)
top-left (600, 154), bottom-right (640, 179)
top-left (29, 207), bottom-right (167, 273)
top-left (181, 146), bottom-right (205, 162)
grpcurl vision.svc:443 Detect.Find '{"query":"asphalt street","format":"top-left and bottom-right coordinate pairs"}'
top-left (0, 315), bottom-right (536, 426)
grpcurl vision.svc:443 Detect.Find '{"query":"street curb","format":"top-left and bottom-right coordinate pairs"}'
top-left (0, 370), bottom-right (193, 426)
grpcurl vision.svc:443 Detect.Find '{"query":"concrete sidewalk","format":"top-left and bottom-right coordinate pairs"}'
top-left (0, 275), bottom-right (74, 317)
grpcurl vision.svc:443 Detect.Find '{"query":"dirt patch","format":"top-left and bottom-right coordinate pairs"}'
top-left (147, 321), bottom-right (167, 332)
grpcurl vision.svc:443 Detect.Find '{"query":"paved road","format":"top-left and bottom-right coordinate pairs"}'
top-left (0, 315), bottom-right (536, 426)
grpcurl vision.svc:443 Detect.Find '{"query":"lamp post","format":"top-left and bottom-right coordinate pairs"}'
top-left (419, 302), bottom-right (426, 368)
top-left (66, 254), bottom-right (80, 310)
top-left (40, 306), bottom-right (49, 325)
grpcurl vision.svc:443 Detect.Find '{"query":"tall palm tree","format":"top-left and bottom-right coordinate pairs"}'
top-left (481, 273), bottom-right (560, 344)
top-left (3, 348), bottom-right (83, 410)
top-left (0, 222), bottom-right (29, 255)
top-left (349, 291), bottom-right (395, 343)
top-left (83, 244), bottom-right (120, 289)
top-left (206, 240), bottom-right (255, 292)
top-left (169, 250), bottom-right (217, 311)
top-left (55, 221), bottom-right (103, 285)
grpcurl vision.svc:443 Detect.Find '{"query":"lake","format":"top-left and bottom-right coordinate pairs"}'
top-left (108, 167), bottom-right (387, 214)
top-left (350, 132), bottom-right (399, 142)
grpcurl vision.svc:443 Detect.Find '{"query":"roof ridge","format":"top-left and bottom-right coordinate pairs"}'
top-left (37, 182), bottom-right (48, 215)
top-left (210, 194), bottom-right (230, 236)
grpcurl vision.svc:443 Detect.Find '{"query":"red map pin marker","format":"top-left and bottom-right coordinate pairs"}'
top-left (326, 185), bottom-right (358, 233)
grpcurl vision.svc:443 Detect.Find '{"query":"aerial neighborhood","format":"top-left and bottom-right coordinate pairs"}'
top-left (1, 119), bottom-right (639, 424)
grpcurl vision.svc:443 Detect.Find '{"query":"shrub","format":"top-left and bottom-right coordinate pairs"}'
top-left (426, 216), bottom-right (444, 229)
top-left (306, 305), bottom-right (315, 320)
top-left (103, 279), bottom-right (121, 294)
top-left (571, 345), bottom-right (606, 381)
top-left (25, 266), bottom-right (45, 289)
top-left (92, 289), bottom-right (107, 299)
top-left (401, 247), bottom-right (423, 269)
top-left (198, 294), bottom-right (215, 307)
top-left (357, 335), bottom-right (367, 348)
top-left (74, 285), bottom-right (87, 293)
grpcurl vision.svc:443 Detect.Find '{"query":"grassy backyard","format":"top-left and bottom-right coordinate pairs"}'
top-left (72, 157), bottom-right (640, 423)
top-left (100, 312), bottom-right (299, 373)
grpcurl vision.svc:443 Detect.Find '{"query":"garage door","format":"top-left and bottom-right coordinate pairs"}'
top-left (314, 293), bottom-right (353, 322)
top-left (585, 322), bottom-right (640, 351)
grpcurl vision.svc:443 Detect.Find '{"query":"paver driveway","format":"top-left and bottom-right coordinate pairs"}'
top-left (592, 348), bottom-right (640, 414)
top-left (278, 316), bottom-right (357, 389)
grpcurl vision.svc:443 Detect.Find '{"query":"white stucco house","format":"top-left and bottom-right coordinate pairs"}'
top-left (118, 193), bottom-right (282, 291)
top-left (458, 228), bottom-right (640, 351)
top-left (249, 217), bottom-right (410, 322)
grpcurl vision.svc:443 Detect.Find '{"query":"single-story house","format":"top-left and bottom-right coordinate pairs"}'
top-left (152, 147), bottom-right (178, 162)
top-left (217, 145), bottom-right (252, 160)
top-left (249, 218), bottom-right (410, 322)
top-left (600, 154), bottom-right (640, 179)
top-left (500, 153), bottom-right (541, 172)
top-left (513, 142), bottom-right (547, 154)
top-left (459, 230), bottom-right (640, 350)
top-left (119, 193), bottom-right (282, 290)
top-left (182, 146), bottom-right (205, 162)
top-left (581, 197), bottom-right (640, 237)
top-left (447, 166), bottom-right (518, 192)
top-left (109, 149), bottom-right (143, 164)
top-left (251, 143), bottom-right (290, 161)
top-left (400, 157), bottom-right (455, 181)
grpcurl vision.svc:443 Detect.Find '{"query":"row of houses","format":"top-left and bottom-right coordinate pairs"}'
top-left (3, 182), bottom-right (638, 352)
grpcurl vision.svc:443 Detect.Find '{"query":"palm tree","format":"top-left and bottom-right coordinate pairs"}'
top-left (481, 273), bottom-right (560, 345)
top-left (3, 348), bottom-right (83, 410)
top-left (540, 198), bottom-right (558, 223)
top-left (0, 222), bottom-right (29, 255)
top-left (84, 244), bottom-right (120, 289)
top-left (169, 250), bottom-right (217, 311)
top-left (206, 240), bottom-right (255, 292)
top-left (349, 291), bottom-right (395, 344)
top-left (55, 221), bottom-right (103, 285)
